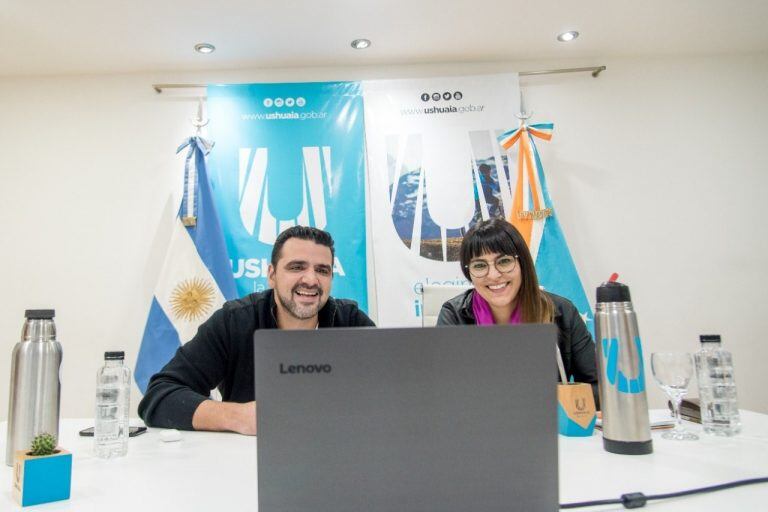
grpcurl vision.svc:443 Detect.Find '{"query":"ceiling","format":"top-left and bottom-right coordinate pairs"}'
top-left (2, 0), bottom-right (767, 77)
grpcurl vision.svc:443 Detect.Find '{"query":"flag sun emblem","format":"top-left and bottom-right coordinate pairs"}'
top-left (170, 277), bottom-right (216, 321)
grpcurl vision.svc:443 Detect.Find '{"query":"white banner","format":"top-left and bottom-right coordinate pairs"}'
top-left (364, 74), bottom-right (520, 326)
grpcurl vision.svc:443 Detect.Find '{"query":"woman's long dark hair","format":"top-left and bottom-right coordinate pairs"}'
top-left (459, 218), bottom-right (553, 323)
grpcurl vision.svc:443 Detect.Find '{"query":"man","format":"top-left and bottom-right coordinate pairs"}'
top-left (138, 226), bottom-right (374, 434)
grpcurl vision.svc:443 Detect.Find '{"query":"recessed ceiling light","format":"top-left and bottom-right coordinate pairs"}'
top-left (194, 43), bottom-right (216, 54)
top-left (351, 39), bottom-right (371, 50)
top-left (557, 31), bottom-right (579, 42)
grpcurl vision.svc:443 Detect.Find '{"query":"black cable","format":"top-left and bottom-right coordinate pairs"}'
top-left (559, 476), bottom-right (768, 509)
top-left (560, 497), bottom-right (621, 509)
top-left (649, 477), bottom-right (768, 501)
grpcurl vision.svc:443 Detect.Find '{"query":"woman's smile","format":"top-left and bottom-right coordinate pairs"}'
top-left (486, 281), bottom-right (512, 294)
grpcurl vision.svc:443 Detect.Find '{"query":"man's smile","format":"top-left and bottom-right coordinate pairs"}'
top-left (294, 287), bottom-right (321, 299)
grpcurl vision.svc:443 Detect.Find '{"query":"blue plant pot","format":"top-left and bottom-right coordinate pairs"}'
top-left (13, 448), bottom-right (72, 507)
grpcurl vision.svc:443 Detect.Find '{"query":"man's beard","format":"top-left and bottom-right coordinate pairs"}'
top-left (276, 284), bottom-right (325, 320)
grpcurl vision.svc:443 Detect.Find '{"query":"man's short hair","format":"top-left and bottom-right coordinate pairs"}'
top-left (271, 226), bottom-right (335, 266)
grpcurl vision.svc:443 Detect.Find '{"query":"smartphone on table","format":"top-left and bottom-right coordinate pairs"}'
top-left (79, 426), bottom-right (147, 437)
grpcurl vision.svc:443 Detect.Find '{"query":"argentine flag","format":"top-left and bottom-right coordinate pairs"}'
top-left (135, 136), bottom-right (237, 393)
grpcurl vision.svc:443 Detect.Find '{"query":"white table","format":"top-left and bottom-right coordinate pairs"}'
top-left (2, 411), bottom-right (767, 511)
top-left (559, 410), bottom-right (768, 510)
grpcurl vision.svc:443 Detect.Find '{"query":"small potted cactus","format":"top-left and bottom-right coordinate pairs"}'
top-left (13, 433), bottom-right (72, 507)
top-left (29, 433), bottom-right (58, 456)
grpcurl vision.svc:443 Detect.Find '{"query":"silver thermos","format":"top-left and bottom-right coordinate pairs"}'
top-left (5, 309), bottom-right (62, 466)
top-left (595, 276), bottom-right (653, 455)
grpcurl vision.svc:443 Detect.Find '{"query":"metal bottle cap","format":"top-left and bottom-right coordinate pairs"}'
top-left (699, 334), bottom-right (721, 344)
top-left (24, 309), bottom-right (55, 319)
top-left (104, 351), bottom-right (125, 360)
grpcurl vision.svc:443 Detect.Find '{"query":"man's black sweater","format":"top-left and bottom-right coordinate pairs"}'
top-left (138, 290), bottom-right (375, 430)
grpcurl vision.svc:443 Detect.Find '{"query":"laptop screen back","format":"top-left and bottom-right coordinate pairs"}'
top-left (254, 324), bottom-right (558, 512)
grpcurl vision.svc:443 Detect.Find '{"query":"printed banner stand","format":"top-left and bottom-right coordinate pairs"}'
top-left (207, 82), bottom-right (369, 311)
top-left (364, 74), bottom-right (592, 329)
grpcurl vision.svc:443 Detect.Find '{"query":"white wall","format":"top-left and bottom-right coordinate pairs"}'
top-left (1, 53), bottom-right (766, 422)
top-left (521, 54), bottom-right (768, 414)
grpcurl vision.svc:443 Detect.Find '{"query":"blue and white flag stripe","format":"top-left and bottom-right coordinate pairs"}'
top-left (178, 137), bottom-right (236, 291)
top-left (153, 219), bottom-right (227, 342)
top-left (135, 136), bottom-right (237, 393)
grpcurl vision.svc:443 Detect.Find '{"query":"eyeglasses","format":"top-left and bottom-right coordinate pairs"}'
top-left (465, 255), bottom-right (519, 278)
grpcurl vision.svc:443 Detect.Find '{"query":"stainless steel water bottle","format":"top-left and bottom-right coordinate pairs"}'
top-left (5, 309), bottom-right (62, 466)
top-left (595, 275), bottom-right (653, 455)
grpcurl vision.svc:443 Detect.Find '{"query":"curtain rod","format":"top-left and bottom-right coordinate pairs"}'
top-left (152, 65), bottom-right (606, 93)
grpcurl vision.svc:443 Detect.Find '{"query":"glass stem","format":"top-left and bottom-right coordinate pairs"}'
top-left (673, 395), bottom-right (683, 432)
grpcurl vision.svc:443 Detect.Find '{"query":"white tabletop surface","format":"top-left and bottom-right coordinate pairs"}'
top-left (2, 411), bottom-right (767, 511)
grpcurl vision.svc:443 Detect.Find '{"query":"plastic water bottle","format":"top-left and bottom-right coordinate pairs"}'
top-left (95, 351), bottom-right (131, 458)
top-left (694, 335), bottom-right (741, 436)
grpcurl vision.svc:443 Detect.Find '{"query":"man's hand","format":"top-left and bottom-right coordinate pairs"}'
top-left (192, 400), bottom-right (257, 436)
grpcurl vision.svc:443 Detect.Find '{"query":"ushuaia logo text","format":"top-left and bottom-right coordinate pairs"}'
top-left (279, 363), bottom-right (332, 374)
top-left (425, 105), bottom-right (457, 114)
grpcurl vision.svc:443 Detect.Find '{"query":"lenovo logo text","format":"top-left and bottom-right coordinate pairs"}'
top-left (279, 363), bottom-right (332, 374)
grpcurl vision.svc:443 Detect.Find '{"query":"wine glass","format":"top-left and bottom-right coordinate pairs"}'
top-left (651, 352), bottom-right (699, 441)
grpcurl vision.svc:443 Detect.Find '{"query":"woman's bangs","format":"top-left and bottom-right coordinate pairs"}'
top-left (466, 229), bottom-right (518, 260)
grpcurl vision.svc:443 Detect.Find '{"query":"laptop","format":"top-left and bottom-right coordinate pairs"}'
top-left (254, 324), bottom-right (558, 512)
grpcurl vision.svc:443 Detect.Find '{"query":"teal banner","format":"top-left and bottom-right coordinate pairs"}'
top-left (206, 82), bottom-right (368, 310)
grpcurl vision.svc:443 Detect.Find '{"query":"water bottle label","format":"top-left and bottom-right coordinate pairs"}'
top-left (601, 337), bottom-right (646, 394)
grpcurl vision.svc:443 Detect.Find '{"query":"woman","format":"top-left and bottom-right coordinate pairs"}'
top-left (437, 218), bottom-right (598, 401)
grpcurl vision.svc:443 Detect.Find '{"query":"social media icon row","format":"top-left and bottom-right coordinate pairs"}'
top-left (420, 91), bottom-right (463, 102)
top-left (263, 97), bottom-right (306, 108)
